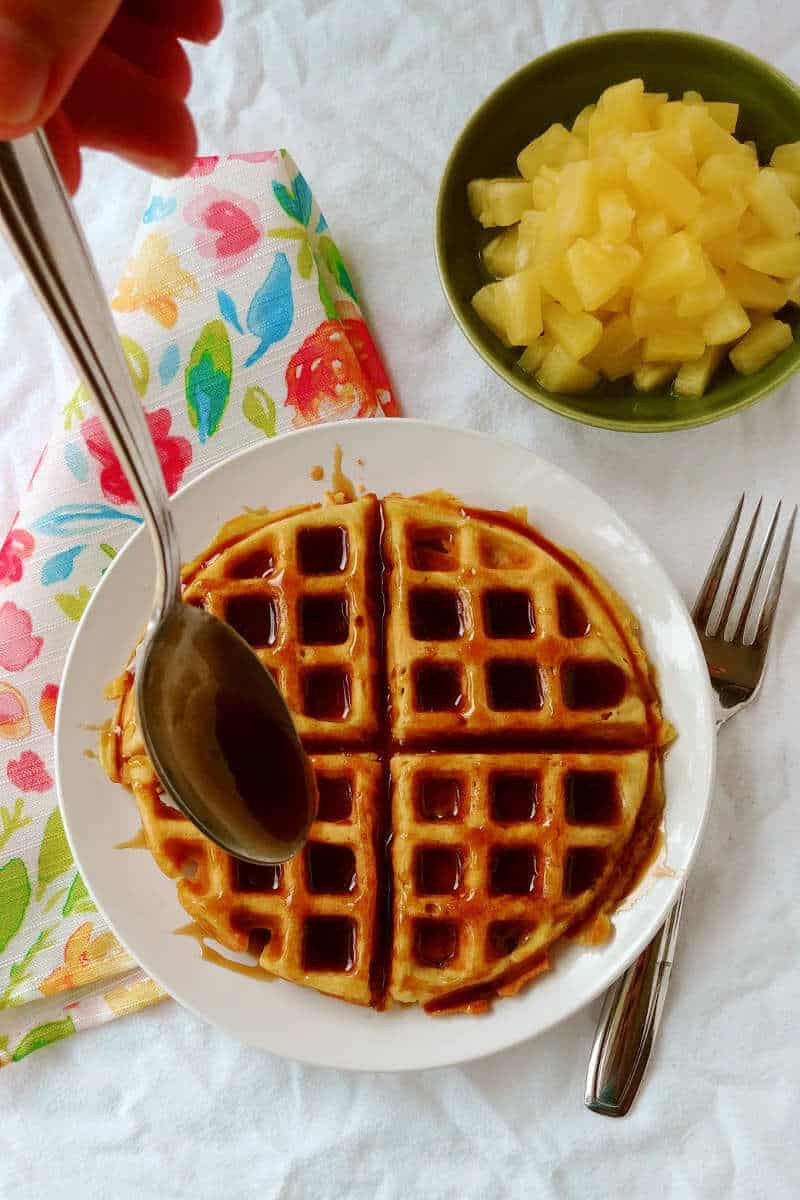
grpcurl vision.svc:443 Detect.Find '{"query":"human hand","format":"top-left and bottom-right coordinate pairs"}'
top-left (0, 0), bottom-right (223, 192)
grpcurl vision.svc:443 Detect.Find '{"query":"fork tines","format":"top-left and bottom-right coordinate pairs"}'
top-left (692, 495), bottom-right (797, 647)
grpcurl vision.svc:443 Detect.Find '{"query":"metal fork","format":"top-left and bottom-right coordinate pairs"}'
top-left (585, 495), bottom-right (797, 1118)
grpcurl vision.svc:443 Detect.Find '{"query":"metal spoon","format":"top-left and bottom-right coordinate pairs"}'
top-left (0, 131), bottom-right (316, 864)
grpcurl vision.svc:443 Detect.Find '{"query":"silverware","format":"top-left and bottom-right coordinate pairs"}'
top-left (585, 494), bottom-right (796, 1117)
top-left (0, 131), bottom-right (316, 865)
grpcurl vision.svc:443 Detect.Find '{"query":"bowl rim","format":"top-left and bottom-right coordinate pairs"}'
top-left (434, 28), bottom-right (800, 433)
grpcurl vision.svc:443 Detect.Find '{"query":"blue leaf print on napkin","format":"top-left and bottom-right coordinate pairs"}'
top-left (143, 196), bottom-right (177, 224)
top-left (63, 442), bottom-right (88, 482)
top-left (315, 212), bottom-right (328, 234)
top-left (33, 504), bottom-right (143, 537)
top-left (158, 344), bottom-right (180, 386)
top-left (244, 253), bottom-right (293, 368)
top-left (41, 546), bottom-right (85, 585)
top-left (217, 289), bottom-right (244, 334)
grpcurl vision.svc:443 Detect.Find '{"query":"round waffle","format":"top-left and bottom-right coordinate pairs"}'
top-left (101, 491), bottom-right (672, 1014)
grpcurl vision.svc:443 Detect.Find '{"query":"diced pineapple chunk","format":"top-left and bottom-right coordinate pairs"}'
top-left (514, 211), bottom-right (544, 270)
top-left (532, 174), bottom-right (558, 211)
top-left (593, 155), bottom-right (629, 189)
top-left (683, 90), bottom-right (705, 105)
top-left (494, 269), bottom-right (543, 345)
top-left (705, 233), bottom-right (746, 270)
top-left (724, 264), bottom-right (788, 311)
top-left (673, 345), bottom-right (725, 396)
top-left (626, 146), bottom-right (702, 227)
top-left (689, 190), bottom-right (746, 242)
top-left (703, 295), bottom-right (751, 345)
top-left (738, 237), bottom-right (800, 277)
top-left (706, 102), bottom-right (739, 133)
top-left (633, 362), bottom-right (677, 391)
top-left (584, 314), bottom-right (640, 379)
top-left (788, 276), bottom-right (800, 305)
top-left (595, 78), bottom-right (650, 133)
top-left (518, 333), bottom-right (555, 375)
top-left (517, 124), bottom-right (585, 180)
top-left (729, 318), bottom-right (794, 374)
top-left (677, 107), bottom-right (741, 161)
top-left (773, 169), bottom-right (800, 205)
top-left (539, 253), bottom-right (584, 314)
top-left (572, 104), bottom-right (596, 139)
top-left (482, 228), bottom-right (519, 278)
top-left (468, 178), bottom-right (532, 227)
top-left (771, 142), bottom-right (800, 174)
top-left (632, 123), bottom-right (697, 177)
top-left (566, 238), bottom-right (641, 310)
top-left (675, 261), bottom-right (726, 318)
top-left (542, 297), bottom-right (603, 359)
top-left (638, 231), bottom-right (706, 299)
top-left (635, 210), bottom-right (671, 250)
top-left (747, 168), bottom-right (800, 237)
top-left (643, 331), bottom-right (706, 361)
top-left (471, 282), bottom-right (509, 344)
top-left (536, 343), bottom-right (599, 393)
top-left (553, 161), bottom-right (597, 238)
top-left (630, 296), bottom-right (698, 338)
top-left (696, 152), bottom-right (758, 193)
top-left (598, 188), bottom-right (635, 242)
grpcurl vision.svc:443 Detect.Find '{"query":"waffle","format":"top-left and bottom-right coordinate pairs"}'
top-left (102, 490), bottom-right (672, 1014)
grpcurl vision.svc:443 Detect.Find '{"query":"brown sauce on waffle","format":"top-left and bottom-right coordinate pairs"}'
top-left (104, 490), bottom-right (672, 1015)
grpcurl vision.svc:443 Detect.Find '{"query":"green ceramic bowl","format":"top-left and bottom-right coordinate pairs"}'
top-left (435, 30), bottom-right (800, 432)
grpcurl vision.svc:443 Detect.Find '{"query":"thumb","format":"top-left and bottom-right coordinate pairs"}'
top-left (0, 0), bottom-right (120, 132)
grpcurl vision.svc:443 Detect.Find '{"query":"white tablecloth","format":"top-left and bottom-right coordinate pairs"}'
top-left (2, 2), bottom-right (799, 1196)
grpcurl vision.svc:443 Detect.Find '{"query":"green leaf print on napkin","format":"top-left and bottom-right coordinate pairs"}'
top-left (62, 872), bottom-right (95, 916)
top-left (36, 808), bottom-right (73, 900)
top-left (0, 799), bottom-right (32, 851)
top-left (0, 859), bottom-right (31, 952)
top-left (242, 386), bottom-right (276, 438)
top-left (318, 235), bottom-right (358, 303)
top-left (185, 319), bottom-right (232, 443)
top-left (121, 335), bottom-right (149, 398)
top-left (297, 239), bottom-right (314, 280)
top-left (12, 1016), bottom-right (75, 1062)
top-left (54, 585), bottom-right (92, 621)
top-left (0, 926), bottom-right (56, 1008)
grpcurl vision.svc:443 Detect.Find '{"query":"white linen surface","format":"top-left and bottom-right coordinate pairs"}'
top-left (2, 2), bottom-right (799, 1196)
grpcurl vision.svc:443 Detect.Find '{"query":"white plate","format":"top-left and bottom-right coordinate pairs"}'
top-left (56, 420), bottom-right (716, 1071)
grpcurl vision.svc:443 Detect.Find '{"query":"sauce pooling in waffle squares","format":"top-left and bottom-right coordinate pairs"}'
top-left (101, 489), bottom-right (673, 1015)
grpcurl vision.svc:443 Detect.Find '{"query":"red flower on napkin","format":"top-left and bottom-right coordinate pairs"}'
top-left (7, 750), bottom-right (52, 792)
top-left (285, 319), bottom-right (397, 426)
top-left (81, 411), bottom-right (192, 505)
top-left (0, 522), bottom-right (34, 586)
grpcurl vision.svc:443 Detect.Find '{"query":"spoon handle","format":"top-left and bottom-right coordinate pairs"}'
top-left (0, 131), bottom-right (180, 621)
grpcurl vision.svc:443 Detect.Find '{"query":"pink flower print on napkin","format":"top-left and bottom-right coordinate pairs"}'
top-left (0, 523), bottom-right (34, 586)
top-left (81, 410), bottom-right (192, 505)
top-left (7, 750), bottom-right (52, 792)
top-left (0, 602), bottom-right (43, 671)
top-left (183, 187), bottom-right (262, 276)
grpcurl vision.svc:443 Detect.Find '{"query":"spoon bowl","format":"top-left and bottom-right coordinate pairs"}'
top-left (138, 602), bottom-right (318, 863)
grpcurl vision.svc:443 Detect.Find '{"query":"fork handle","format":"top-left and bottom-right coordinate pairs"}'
top-left (584, 887), bottom-right (685, 1117)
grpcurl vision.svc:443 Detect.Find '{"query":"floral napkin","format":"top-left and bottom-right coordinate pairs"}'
top-left (0, 150), bottom-right (396, 1067)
